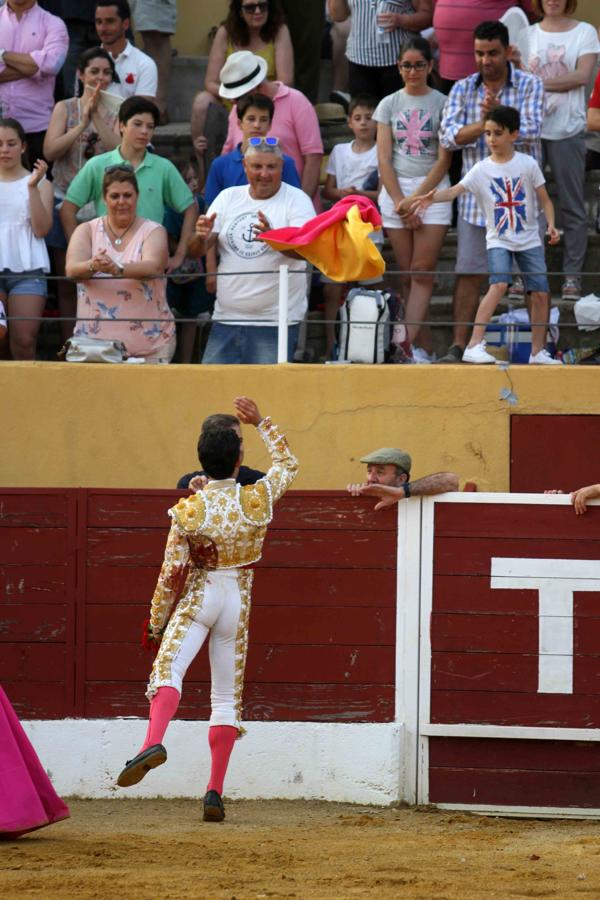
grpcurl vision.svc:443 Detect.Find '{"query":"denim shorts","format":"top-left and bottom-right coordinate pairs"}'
top-left (487, 244), bottom-right (549, 294)
top-left (0, 269), bottom-right (47, 298)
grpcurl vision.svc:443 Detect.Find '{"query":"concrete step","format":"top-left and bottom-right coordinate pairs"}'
top-left (164, 55), bottom-right (336, 124)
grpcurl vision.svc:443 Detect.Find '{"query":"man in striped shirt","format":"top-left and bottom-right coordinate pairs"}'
top-left (437, 19), bottom-right (544, 363)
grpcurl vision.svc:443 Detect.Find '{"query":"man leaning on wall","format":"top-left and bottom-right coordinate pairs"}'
top-left (347, 448), bottom-right (458, 509)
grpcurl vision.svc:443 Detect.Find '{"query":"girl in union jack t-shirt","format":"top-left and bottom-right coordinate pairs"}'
top-left (413, 105), bottom-right (562, 366)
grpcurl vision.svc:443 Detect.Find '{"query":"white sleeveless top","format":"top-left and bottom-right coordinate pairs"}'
top-left (0, 175), bottom-right (50, 273)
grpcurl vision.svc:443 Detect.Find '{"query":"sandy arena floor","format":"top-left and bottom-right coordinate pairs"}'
top-left (2, 800), bottom-right (600, 899)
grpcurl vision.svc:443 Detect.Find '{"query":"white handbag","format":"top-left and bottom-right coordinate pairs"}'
top-left (62, 336), bottom-right (128, 363)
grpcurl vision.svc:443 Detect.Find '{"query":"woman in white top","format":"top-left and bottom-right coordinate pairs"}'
top-left (43, 47), bottom-right (121, 341)
top-left (374, 37), bottom-right (452, 359)
top-left (527, 0), bottom-right (600, 300)
top-left (0, 118), bottom-right (53, 361)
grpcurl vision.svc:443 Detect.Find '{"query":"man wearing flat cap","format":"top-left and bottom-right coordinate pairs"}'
top-left (347, 448), bottom-right (458, 509)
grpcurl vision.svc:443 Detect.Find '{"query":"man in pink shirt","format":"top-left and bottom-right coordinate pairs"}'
top-left (0, 0), bottom-right (68, 166)
top-left (220, 51), bottom-right (323, 206)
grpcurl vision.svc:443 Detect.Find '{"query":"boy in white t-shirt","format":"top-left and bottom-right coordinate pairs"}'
top-left (413, 106), bottom-right (561, 366)
top-left (321, 94), bottom-right (381, 359)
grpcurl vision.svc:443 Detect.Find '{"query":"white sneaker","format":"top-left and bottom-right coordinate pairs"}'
top-left (411, 346), bottom-right (436, 364)
top-left (529, 348), bottom-right (563, 365)
top-left (462, 341), bottom-right (496, 364)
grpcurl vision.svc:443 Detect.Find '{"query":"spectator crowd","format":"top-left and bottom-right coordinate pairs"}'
top-left (1, 0), bottom-right (600, 364)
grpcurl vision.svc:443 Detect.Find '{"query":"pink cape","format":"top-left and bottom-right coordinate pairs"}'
top-left (0, 686), bottom-right (70, 839)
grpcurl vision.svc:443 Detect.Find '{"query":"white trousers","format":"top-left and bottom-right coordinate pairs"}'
top-left (160, 568), bottom-right (251, 730)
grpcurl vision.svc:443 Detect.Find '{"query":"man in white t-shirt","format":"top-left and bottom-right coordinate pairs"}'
top-left (95, 0), bottom-right (158, 100)
top-left (189, 138), bottom-right (315, 364)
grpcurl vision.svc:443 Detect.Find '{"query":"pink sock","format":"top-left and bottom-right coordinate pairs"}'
top-left (140, 686), bottom-right (180, 752)
top-left (206, 725), bottom-right (238, 795)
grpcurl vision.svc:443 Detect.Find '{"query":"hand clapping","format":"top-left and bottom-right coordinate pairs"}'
top-left (27, 159), bottom-right (48, 188)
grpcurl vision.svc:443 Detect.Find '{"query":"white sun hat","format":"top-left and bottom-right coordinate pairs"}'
top-left (219, 50), bottom-right (268, 100)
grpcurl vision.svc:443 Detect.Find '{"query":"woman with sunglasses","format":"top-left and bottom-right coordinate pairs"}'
top-left (65, 166), bottom-right (176, 362)
top-left (374, 37), bottom-right (452, 361)
top-left (43, 47), bottom-right (121, 341)
top-left (190, 0), bottom-right (293, 183)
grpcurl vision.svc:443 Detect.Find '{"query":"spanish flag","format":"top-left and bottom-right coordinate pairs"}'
top-left (260, 195), bottom-right (385, 283)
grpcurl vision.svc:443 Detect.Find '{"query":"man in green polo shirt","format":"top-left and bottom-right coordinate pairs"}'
top-left (60, 96), bottom-right (197, 272)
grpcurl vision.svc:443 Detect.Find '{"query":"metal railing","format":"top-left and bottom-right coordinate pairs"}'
top-left (2, 264), bottom-right (598, 364)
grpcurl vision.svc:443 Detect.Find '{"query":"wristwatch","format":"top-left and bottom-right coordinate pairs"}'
top-left (114, 261), bottom-right (124, 276)
top-left (0, 50), bottom-right (6, 65)
top-left (402, 482), bottom-right (411, 499)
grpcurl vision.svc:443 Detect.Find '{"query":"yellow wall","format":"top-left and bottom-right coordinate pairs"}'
top-left (174, 1), bottom-right (600, 57)
top-left (1, 364), bottom-right (597, 491)
top-left (175, 0), bottom-right (227, 56)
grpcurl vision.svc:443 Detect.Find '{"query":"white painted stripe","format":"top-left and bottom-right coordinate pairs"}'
top-left (492, 558), bottom-right (600, 579)
top-left (395, 499), bottom-right (422, 805)
top-left (435, 804), bottom-right (600, 820)
top-left (429, 492), bottom-right (600, 506)
top-left (422, 723), bottom-right (600, 740)
top-left (489, 558), bottom-right (600, 693)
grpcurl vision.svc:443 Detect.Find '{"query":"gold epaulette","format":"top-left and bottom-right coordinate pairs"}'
top-left (239, 480), bottom-right (272, 526)
top-left (171, 493), bottom-right (207, 533)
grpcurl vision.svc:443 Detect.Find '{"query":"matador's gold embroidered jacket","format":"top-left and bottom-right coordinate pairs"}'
top-left (149, 417), bottom-right (298, 636)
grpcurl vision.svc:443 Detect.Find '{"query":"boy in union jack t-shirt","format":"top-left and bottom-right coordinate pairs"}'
top-left (413, 105), bottom-right (562, 365)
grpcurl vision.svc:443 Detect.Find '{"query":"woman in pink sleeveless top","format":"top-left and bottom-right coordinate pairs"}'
top-left (66, 165), bottom-right (176, 362)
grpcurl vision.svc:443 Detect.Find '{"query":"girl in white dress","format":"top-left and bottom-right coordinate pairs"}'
top-left (0, 118), bottom-right (53, 360)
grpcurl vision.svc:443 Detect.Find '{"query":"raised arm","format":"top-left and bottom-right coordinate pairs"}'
top-left (234, 397), bottom-right (299, 503)
top-left (27, 161), bottom-right (53, 237)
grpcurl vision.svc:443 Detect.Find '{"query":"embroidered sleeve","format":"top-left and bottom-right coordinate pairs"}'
top-left (149, 517), bottom-right (190, 633)
top-left (257, 417), bottom-right (299, 505)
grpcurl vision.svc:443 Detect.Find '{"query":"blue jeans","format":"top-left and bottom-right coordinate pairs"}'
top-left (487, 244), bottom-right (549, 294)
top-left (202, 321), bottom-right (300, 364)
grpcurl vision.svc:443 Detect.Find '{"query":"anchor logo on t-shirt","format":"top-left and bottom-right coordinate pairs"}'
top-left (227, 211), bottom-right (270, 259)
top-left (242, 222), bottom-right (256, 243)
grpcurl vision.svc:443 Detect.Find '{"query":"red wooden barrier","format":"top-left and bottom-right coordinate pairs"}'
top-left (1, 489), bottom-right (396, 723)
top-left (511, 415), bottom-right (600, 493)
top-left (425, 498), bottom-right (600, 810)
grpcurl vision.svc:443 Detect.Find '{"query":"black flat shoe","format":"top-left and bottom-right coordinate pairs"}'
top-left (117, 744), bottom-right (167, 787)
top-left (203, 789), bottom-right (225, 822)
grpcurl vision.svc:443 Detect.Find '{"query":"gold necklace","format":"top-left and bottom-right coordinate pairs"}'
top-left (105, 217), bottom-right (135, 246)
